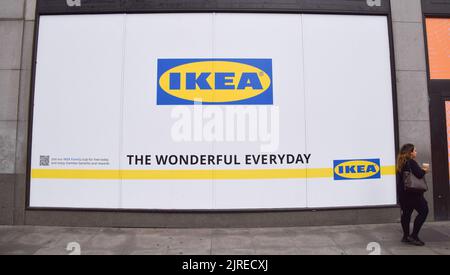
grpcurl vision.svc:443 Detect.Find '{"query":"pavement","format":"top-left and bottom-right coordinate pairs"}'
top-left (0, 221), bottom-right (449, 255)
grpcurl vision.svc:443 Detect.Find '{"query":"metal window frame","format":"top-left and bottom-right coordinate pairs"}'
top-left (422, 0), bottom-right (450, 220)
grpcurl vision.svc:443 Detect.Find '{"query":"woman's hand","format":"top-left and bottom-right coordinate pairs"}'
top-left (422, 163), bottom-right (430, 173)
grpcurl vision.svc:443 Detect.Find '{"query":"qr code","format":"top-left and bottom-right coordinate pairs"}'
top-left (40, 156), bottom-right (50, 166)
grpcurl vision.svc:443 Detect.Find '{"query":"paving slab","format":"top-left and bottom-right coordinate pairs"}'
top-left (1, 222), bottom-right (449, 255)
top-left (212, 248), bottom-right (255, 255)
top-left (254, 247), bottom-right (302, 255)
top-left (340, 243), bottom-right (393, 255)
top-left (212, 235), bottom-right (254, 250)
top-left (386, 245), bottom-right (439, 255)
top-left (426, 242), bottom-right (450, 255)
top-left (290, 230), bottom-right (338, 248)
top-left (167, 247), bottom-right (212, 255)
top-left (417, 228), bottom-right (450, 242)
top-left (0, 243), bottom-right (42, 255)
top-left (126, 249), bottom-right (169, 255)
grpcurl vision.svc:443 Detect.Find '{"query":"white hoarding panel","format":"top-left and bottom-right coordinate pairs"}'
top-left (303, 15), bottom-right (396, 207)
top-left (30, 15), bottom-right (125, 208)
top-left (212, 13), bottom-right (307, 209)
top-left (120, 14), bottom-right (214, 209)
top-left (30, 13), bottom-right (397, 210)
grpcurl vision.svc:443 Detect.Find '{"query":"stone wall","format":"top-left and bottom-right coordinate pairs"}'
top-left (391, 0), bottom-right (434, 218)
top-left (0, 0), bottom-right (35, 225)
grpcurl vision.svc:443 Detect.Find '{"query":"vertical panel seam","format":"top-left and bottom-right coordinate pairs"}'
top-left (119, 14), bottom-right (128, 209)
top-left (300, 14), bottom-right (309, 208)
top-left (212, 12), bottom-right (216, 210)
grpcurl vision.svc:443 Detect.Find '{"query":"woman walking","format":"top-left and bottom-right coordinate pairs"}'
top-left (397, 144), bottom-right (429, 246)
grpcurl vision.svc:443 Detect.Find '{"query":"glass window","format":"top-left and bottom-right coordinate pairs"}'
top-left (426, 18), bottom-right (450, 79)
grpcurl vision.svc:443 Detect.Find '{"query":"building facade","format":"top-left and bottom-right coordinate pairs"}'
top-left (0, 0), bottom-right (448, 227)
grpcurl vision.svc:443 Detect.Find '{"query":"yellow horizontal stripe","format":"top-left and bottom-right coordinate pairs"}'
top-left (381, 166), bottom-right (396, 175)
top-left (307, 168), bottom-right (334, 178)
top-left (122, 169), bottom-right (213, 180)
top-left (213, 169), bottom-right (307, 180)
top-left (32, 169), bottom-right (121, 180)
top-left (31, 166), bottom-right (396, 180)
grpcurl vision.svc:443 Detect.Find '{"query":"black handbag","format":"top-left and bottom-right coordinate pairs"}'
top-left (403, 167), bottom-right (428, 193)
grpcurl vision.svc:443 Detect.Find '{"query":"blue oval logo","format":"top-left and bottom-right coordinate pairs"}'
top-left (333, 159), bottom-right (381, 180)
top-left (157, 59), bottom-right (273, 105)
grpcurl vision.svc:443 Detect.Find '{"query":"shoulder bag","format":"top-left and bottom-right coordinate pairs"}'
top-left (403, 166), bottom-right (428, 193)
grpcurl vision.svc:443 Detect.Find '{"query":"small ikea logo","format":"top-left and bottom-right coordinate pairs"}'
top-left (157, 59), bottom-right (273, 105)
top-left (333, 159), bottom-right (381, 180)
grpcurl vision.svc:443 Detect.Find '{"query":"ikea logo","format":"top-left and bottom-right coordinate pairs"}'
top-left (333, 159), bottom-right (381, 180)
top-left (157, 59), bottom-right (273, 105)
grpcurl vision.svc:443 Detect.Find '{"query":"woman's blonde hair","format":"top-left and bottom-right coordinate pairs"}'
top-left (396, 144), bottom-right (415, 173)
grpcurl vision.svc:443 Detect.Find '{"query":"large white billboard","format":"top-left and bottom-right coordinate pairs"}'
top-left (30, 13), bottom-right (397, 210)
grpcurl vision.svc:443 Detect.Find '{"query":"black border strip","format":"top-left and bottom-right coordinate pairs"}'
top-left (387, 6), bottom-right (400, 204)
top-left (422, 0), bottom-right (450, 15)
top-left (25, 1), bottom-right (41, 211)
top-left (428, 84), bottom-right (450, 220)
top-left (26, 204), bottom-right (399, 214)
top-left (26, 0), bottom-right (399, 216)
top-left (38, 0), bottom-right (390, 15)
